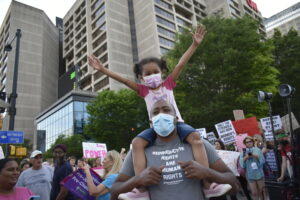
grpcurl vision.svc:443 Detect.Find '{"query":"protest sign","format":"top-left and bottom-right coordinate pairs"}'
top-left (215, 120), bottom-right (237, 145)
top-left (281, 112), bottom-right (300, 134)
top-left (82, 142), bottom-right (107, 159)
top-left (233, 110), bottom-right (245, 120)
top-left (62, 169), bottom-right (103, 200)
top-left (260, 115), bottom-right (282, 141)
top-left (206, 132), bottom-right (217, 144)
top-left (232, 117), bottom-right (261, 136)
top-left (0, 146), bottom-right (4, 159)
top-left (216, 150), bottom-right (240, 176)
top-left (235, 133), bottom-right (247, 152)
top-left (196, 128), bottom-right (207, 139)
top-left (264, 150), bottom-right (278, 179)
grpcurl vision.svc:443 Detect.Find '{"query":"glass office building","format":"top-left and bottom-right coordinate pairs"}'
top-left (35, 90), bottom-right (97, 151)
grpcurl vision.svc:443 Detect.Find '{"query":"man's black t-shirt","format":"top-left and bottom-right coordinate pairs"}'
top-left (50, 161), bottom-right (76, 200)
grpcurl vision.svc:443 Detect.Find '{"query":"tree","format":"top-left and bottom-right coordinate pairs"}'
top-left (84, 89), bottom-right (148, 151)
top-left (165, 16), bottom-right (279, 130)
top-left (271, 29), bottom-right (300, 121)
top-left (44, 134), bottom-right (85, 159)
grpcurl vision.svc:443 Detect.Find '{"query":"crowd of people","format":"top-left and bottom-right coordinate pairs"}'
top-left (0, 105), bottom-right (295, 200)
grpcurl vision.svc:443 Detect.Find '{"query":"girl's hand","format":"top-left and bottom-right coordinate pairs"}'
top-left (88, 55), bottom-right (105, 71)
top-left (192, 25), bottom-right (206, 46)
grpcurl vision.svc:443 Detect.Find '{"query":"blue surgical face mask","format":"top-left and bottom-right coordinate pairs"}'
top-left (152, 113), bottom-right (175, 137)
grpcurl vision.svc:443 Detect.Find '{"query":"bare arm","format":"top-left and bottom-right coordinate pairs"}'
top-left (110, 174), bottom-right (140, 200)
top-left (208, 159), bottom-right (240, 193)
top-left (84, 167), bottom-right (109, 196)
top-left (88, 55), bottom-right (139, 91)
top-left (55, 186), bottom-right (69, 200)
top-left (111, 166), bottom-right (164, 200)
top-left (170, 25), bottom-right (206, 80)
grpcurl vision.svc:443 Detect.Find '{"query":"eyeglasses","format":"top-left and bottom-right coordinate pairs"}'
top-left (245, 140), bottom-right (253, 144)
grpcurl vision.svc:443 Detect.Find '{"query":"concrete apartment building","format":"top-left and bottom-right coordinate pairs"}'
top-left (63, 0), bottom-right (135, 92)
top-left (0, 1), bottom-right (59, 143)
top-left (205, 0), bottom-right (265, 34)
top-left (264, 2), bottom-right (300, 38)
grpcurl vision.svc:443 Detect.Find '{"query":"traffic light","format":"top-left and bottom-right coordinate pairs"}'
top-left (0, 92), bottom-right (6, 113)
top-left (9, 145), bottom-right (16, 156)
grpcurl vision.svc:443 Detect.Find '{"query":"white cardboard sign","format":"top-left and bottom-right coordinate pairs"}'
top-left (82, 142), bottom-right (107, 159)
top-left (206, 132), bottom-right (217, 144)
top-left (281, 112), bottom-right (300, 133)
top-left (196, 128), bottom-right (207, 139)
top-left (260, 115), bottom-right (282, 141)
top-left (215, 120), bottom-right (237, 145)
top-left (0, 146), bottom-right (4, 159)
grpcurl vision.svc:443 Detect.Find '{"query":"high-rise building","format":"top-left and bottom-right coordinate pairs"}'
top-left (0, 1), bottom-right (59, 143)
top-left (205, 0), bottom-right (265, 35)
top-left (62, 0), bottom-right (135, 93)
top-left (264, 2), bottom-right (300, 38)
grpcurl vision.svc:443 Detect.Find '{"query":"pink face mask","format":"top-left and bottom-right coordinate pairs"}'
top-left (143, 73), bottom-right (162, 88)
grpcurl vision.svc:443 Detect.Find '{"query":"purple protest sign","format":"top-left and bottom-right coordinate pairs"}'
top-left (61, 169), bottom-right (103, 200)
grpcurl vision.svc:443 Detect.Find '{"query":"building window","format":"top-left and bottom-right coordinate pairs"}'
top-left (92, 13), bottom-right (106, 30)
top-left (159, 36), bottom-right (175, 48)
top-left (94, 43), bottom-right (107, 57)
top-left (155, 6), bottom-right (174, 21)
top-left (91, 0), bottom-right (104, 11)
top-left (229, 6), bottom-right (240, 16)
top-left (157, 26), bottom-right (176, 39)
top-left (176, 17), bottom-right (191, 27)
top-left (94, 77), bottom-right (109, 91)
top-left (160, 47), bottom-right (170, 54)
top-left (92, 29), bottom-right (106, 44)
top-left (156, 16), bottom-right (176, 29)
top-left (155, 0), bottom-right (173, 10)
top-left (92, 3), bottom-right (105, 20)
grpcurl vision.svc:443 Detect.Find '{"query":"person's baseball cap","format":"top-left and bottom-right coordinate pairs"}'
top-left (30, 150), bottom-right (42, 158)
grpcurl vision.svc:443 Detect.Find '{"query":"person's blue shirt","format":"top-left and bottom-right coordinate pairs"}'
top-left (239, 147), bottom-right (265, 181)
top-left (97, 174), bottom-right (118, 200)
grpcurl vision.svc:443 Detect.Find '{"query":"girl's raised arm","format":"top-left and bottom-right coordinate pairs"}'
top-left (88, 55), bottom-right (139, 91)
top-left (170, 25), bottom-right (206, 81)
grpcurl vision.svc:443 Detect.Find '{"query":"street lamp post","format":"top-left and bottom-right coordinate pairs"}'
top-left (4, 29), bottom-right (22, 156)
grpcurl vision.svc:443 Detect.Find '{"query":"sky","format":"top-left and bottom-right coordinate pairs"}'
top-left (0, 0), bottom-right (299, 25)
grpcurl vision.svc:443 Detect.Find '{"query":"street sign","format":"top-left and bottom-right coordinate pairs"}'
top-left (0, 131), bottom-right (24, 144)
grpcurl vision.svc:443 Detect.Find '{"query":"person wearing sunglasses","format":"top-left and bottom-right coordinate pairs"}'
top-left (16, 150), bottom-right (53, 200)
top-left (240, 136), bottom-right (266, 200)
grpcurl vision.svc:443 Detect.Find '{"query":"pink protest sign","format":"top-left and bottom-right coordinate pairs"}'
top-left (82, 142), bottom-right (107, 159)
top-left (235, 134), bottom-right (247, 152)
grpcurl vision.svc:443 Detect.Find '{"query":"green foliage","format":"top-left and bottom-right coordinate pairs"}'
top-left (84, 89), bottom-right (148, 151)
top-left (44, 134), bottom-right (85, 159)
top-left (166, 17), bottom-right (279, 130)
top-left (270, 29), bottom-right (300, 120)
